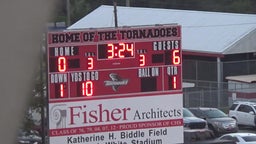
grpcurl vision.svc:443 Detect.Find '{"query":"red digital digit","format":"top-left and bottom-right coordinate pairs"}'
top-left (87, 57), bottom-right (94, 69)
top-left (82, 81), bottom-right (93, 96)
top-left (172, 50), bottom-right (181, 65)
top-left (126, 43), bottom-right (134, 56)
top-left (58, 57), bottom-right (66, 72)
top-left (107, 44), bottom-right (114, 59)
top-left (60, 84), bottom-right (64, 97)
top-left (118, 43), bottom-right (125, 58)
top-left (100, 43), bottom-right (135, 59)
top-left (139, 54), bottom-right (145, 66)
top-left (172, 76), bottom-right (177, 89)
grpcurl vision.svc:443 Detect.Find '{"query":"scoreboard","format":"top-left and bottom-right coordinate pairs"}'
top-left (47, 24), bottom-right (182, 100)
top-left (47, 24), bottom-right (183, 144)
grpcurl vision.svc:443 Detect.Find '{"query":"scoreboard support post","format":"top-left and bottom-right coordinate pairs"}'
top-left (47, 24), bottom-right (183, 144)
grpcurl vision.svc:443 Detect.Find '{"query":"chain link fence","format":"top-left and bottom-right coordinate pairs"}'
top-left (183, 80), bottom-right (229, 108)
top-left (183, 59), bottom-right (256, 111)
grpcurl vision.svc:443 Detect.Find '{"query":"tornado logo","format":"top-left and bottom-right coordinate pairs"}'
top-left (104, 73), bottom-right (129, 91)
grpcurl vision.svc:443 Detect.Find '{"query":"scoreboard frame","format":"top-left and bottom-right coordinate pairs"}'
top-left (47, 24), bottom-right (184, 144)
top-left (47, 24), bottom-right (182, 100)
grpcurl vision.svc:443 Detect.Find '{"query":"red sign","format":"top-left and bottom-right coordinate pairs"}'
top-left (47, 25), bottom-right (182, 100)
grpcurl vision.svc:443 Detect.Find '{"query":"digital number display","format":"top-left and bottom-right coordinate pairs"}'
top-left (47, 25), bottom-right (182, 99)
top-left (98, 43), bottom-right (134, 59)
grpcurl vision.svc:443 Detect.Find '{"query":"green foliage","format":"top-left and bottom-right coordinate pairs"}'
top-left (69, 0), bottom-right (125, 24)
top-left (229, 0), bottom-right (255, 13)
top-left (62, 0), bottom-right (256, 25)
top-left (21, 112), bottom-right (35, 132)
top-left (21, 37), bottom-right (47, 132)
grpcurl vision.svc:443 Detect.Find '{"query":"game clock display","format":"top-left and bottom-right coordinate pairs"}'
top-left (48, 25), bottom-right (182, 99)
top-left (98, 43), bottom-right (134, 59)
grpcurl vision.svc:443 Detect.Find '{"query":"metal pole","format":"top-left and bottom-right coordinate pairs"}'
top-left (66, 0), bottom-right (71, 26)
top-left (40, 34), bottom-right (46, 144)
top-left (113, 0), bottom-right (118, 28)
top-left (217, 57), bottom-right (222, 108)
top-left (126, 0), bottom-right (130, 7)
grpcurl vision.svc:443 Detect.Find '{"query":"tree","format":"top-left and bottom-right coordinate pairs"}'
top-left (20, 35), bottom-right (47, 143)
top-left (50, 0), bottom-right (255, 27)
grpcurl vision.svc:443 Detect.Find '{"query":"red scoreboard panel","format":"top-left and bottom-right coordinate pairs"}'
top-left (47, 24), bottom-right (182, 100)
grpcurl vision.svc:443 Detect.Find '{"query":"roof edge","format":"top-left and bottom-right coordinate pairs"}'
top-left (183, 50), bottom-right (224, 58)
top-left (226, 74), bottom-right (256, 83)
top-left (223, 27), bottom-right (256, 54)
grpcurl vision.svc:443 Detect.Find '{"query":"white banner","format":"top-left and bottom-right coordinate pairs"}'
top-left (49, 93), bottom-right (183, 144)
